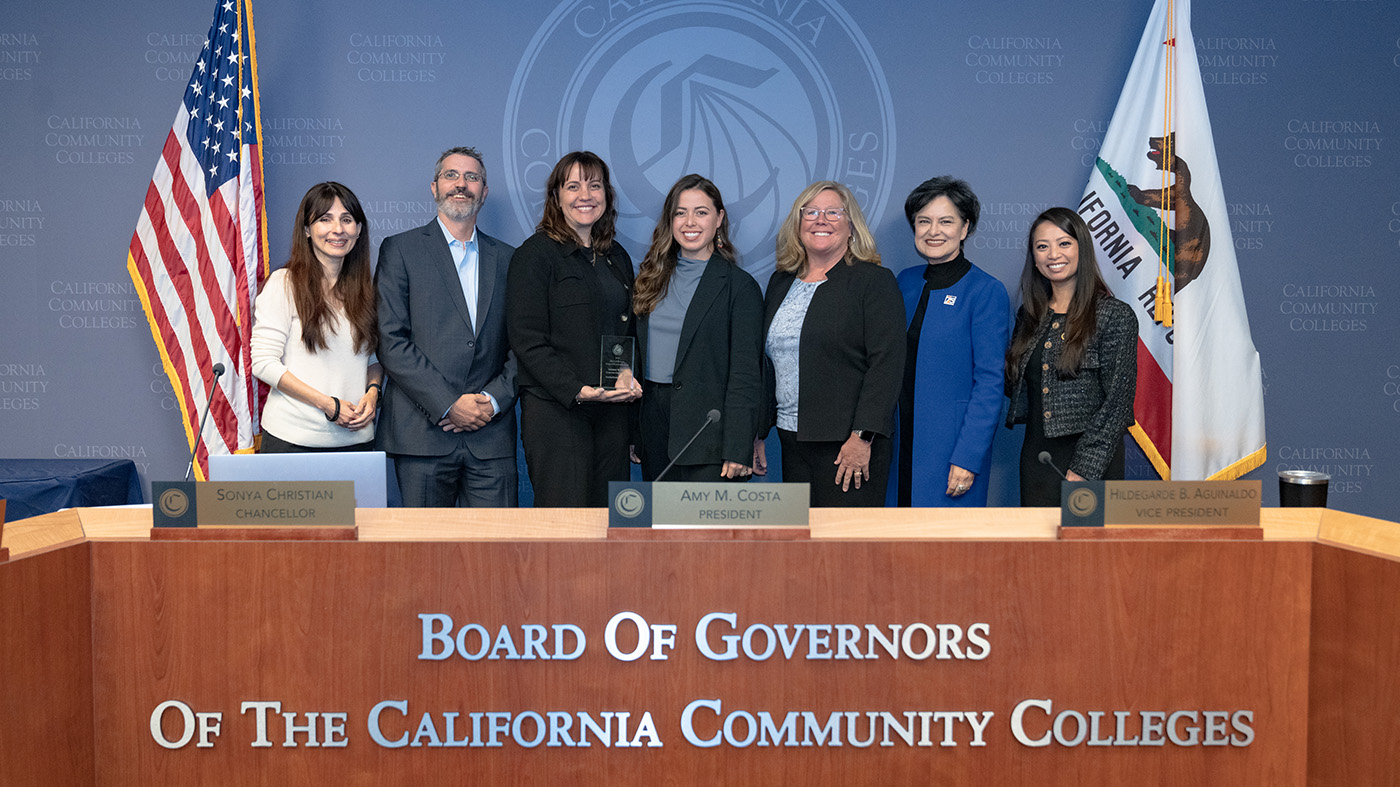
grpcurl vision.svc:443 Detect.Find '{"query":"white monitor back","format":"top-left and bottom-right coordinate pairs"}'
top-left (208, 451), bottom-right (387, 508)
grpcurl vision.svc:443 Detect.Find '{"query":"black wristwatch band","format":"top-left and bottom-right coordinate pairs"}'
top-left (854, 430), bottom-right (875, 444)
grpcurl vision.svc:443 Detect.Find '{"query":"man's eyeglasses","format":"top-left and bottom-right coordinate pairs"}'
top-left (439, 170), bottom-right (484, 183)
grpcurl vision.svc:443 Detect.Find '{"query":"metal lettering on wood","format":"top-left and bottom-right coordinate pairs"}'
top-left (82, 539), bottom-right (1306, 785)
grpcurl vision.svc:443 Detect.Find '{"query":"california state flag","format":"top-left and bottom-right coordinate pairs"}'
top-left (1079, 0), bottom-right (1265, 480)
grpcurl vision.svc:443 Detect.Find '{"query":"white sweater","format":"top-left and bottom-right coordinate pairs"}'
top-left (250, 269), bottom-right (376, 447)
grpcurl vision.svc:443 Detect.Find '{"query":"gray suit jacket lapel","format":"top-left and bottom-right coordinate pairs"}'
top-left (474, 235), bottom-right (499, 336)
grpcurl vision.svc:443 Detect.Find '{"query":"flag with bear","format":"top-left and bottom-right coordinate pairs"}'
top-left (1079, 0), bottom-right (1265, 480)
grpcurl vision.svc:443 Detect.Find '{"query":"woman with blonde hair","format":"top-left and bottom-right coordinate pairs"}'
top-left (756, 181), bottom-right (906, 506)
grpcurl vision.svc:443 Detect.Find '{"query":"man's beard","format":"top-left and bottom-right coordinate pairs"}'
top-left (437, 189), bottom-right (481, 222)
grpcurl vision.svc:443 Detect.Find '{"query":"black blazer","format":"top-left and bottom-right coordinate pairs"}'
top-left (374, 220), bottom-right (518, 460)
top-left (761, 260), bottom-right (907, 442)
top-left (637, 258), bottom-right (764, 466)
top-left (506, 232), bottom-right (636, 407)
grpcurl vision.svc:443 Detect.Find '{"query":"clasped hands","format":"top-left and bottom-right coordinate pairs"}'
top-left (439, 393), bottom-right (495, 432)
top-left (326, 389), bottom-right (377, 431)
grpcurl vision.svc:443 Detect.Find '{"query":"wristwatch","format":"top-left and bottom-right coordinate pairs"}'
top-left (853, 430), bottom-right (875, 444)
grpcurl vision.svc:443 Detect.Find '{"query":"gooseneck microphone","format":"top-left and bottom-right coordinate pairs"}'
top-left (1038, 450), bottom-right (1069, 481)
top-left (184, 362), bottom-right (226, 481)
top-left (654, 409), bottom-right (721, 482)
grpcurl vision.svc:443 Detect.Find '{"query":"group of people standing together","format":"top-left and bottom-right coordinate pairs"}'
top-left (249, 146), bottom-right (1139, 509)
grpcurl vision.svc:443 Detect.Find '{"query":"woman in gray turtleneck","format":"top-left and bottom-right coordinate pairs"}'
top-left (633, 174), bottom-right (763, 482)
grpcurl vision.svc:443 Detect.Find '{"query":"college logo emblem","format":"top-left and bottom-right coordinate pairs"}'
top-left (503, 0), bottom-right (896, 282)
top-left (1067, 487), bottom-right (1098, 518)
top-left (158, 487), bottom-right (190, 518)
top-left (614, 487), bottom-right (646, 519)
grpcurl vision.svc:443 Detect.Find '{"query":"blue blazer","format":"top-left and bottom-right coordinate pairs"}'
top-left (889, 262), bottom-right (1009, 506)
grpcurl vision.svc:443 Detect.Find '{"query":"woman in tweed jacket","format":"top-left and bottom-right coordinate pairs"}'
top-left (1004, 207), bottom-right (1137, 506)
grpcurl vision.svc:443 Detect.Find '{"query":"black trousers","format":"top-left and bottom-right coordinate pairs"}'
top-left (259, 430), bottom-right (372, 454)
top-left (638, 382), bottom-right (732, 482)
top-left (520, 393), bottom-right (632, 507)
top-left (777, 428), bottom-right (890, 508)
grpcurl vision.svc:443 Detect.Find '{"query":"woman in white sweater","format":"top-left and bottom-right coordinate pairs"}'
top-left (251, 182), bottom-right (382, 451)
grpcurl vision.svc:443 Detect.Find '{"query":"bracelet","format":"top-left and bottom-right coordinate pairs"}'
top-left (326, 396), bottom-right (340, 422)
top-left (367, 382), bottom-right (382, 395)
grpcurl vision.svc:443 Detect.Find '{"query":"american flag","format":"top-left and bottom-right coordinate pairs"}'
top-left (127, 0), bottom-right (268, 479)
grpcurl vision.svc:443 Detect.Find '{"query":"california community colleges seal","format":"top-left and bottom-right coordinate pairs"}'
top-left (503, 0), bottom-right (896, 282)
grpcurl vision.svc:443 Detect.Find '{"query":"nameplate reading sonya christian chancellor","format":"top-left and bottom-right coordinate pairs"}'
top-left (152, 481), bottom-right (355, 527)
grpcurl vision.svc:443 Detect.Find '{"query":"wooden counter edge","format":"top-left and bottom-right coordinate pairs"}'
top-left (1316, 509), bottom-right (1400, 561)
top-left (0, 508), bottom-right (89, 557)
top-left (0, 505), bottom-right (1382, 561)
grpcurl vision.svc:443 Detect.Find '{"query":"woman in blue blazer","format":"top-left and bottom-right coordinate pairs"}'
top-left (890, 177), bottom-right (1009, 507)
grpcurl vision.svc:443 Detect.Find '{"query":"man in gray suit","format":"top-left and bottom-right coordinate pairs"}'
top-left (375, 146), bottom-right (518, 506)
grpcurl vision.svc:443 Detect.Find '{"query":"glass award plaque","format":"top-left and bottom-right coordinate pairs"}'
top-left (599, 335), bottom-right (636, 389)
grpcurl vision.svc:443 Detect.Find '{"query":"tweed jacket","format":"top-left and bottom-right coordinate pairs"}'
top-left (1006, 296), bottom-right (1137, 479)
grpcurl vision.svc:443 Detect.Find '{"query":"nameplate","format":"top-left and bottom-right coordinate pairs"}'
top-left (609, 482), bottom-right (809, 528)
top-left (152, 481), bottom-right (356, 528)
top-left (1060, 480), bottom-right (1261, 528)
top-left (1107, 480), bottom-right (1261, 525)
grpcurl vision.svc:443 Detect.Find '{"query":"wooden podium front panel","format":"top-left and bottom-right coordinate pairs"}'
top-left (89, 540), bottom-right (1310, 786)
top-left (1308, 545), bottom-right (1400, 786)
top-left (0, 545), bottom-right (96, 787)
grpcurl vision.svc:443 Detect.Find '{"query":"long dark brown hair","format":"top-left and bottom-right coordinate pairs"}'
top-left (1006, 207), bottom-right (1110, 382)
top-left (633, 174), bottom-right (735, 316)
top-left (282, 181), bottom-right (376, 355)
top-left (537, 151), bottom-right (618, 253)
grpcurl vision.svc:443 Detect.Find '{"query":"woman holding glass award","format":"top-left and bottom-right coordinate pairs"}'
top-left (506, 151), bottom-right (641, 506)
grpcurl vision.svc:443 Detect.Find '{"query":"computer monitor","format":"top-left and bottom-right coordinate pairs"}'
top-left (208, 451), bottom-right (388, 508)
